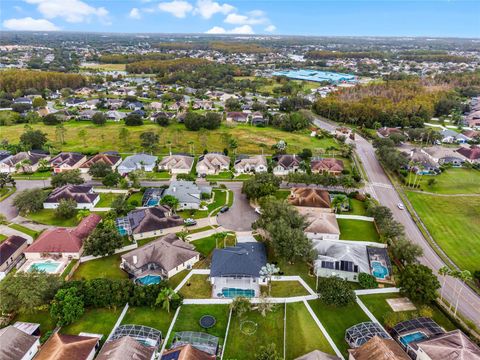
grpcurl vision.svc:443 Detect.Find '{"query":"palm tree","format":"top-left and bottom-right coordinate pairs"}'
top-left (213, 231), bottom-right (228, 248)
top-left (76, 209), bottom-right (90, 222)
top-left (38, 159), bottom-right (50, 172)
top-left (155, 287), bottom-right (179, 313)
top-left (259, 263), bottom-right (280, 296)
top-left (438, 266), bottom-right (451, 302)
top-left (331, 195), bottom-right (345, 214)
top-left (453, 270), bottom-right (472, 317)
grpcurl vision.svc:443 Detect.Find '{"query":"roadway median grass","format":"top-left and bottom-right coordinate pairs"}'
top-left (405, 192), bottom-right (480, 274)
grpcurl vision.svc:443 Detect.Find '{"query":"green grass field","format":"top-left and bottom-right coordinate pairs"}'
top-left (405, 168), bottom-right (480, 194)
top-left (61, 308), bottom-right (121, 339)
top-left (406, 192), bottom-right (480, 273)
top-left (121, 307), bottom-right (175, 334)
top-left (80, 63), bottom-right (127, 71)
top-left (263, 281), bottom-right (310, 297)
top-left (15, 310), bottom-right (56, 336)
top-left (26, 209), bottom-right (79, 227)
top-left (72, 253), bottom-right (128, 280)
top-left (347, 199), bottom-right (368, 216)
top-left (178, 274), bottom-right (212, 299)
top-left (96, 193), bottom-right (123, 207)
top-left (0, 234), bottom-right (8, 242)
top-left (337, 219), bottom-right (380, 242)
top-left (0, 122), bottom-right (338, 155)
top-left (8, 224), bottom-right (39, 238)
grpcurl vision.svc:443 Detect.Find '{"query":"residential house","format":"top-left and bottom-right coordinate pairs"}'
top-left (288, 188), bottom-right (332, 210)
top-left (157, 154), bottom-right (194, 174)
top-left (210, 242), bottom-right (267, 298)
top-left (421, 146), bottom-right (465, 166)
top-left (82, 99), bottom-right (100, 110)
top-left (0, 150), bottom-right (11, 162)
top-left (79, 153), bottom-right (122, 173)
top-left (96, 336), bottom-right (156, 360)
top-left (126, 101), bottom-right (144, 111)
top-left (296, 350), bottom-right (340, 360)
top-left (43, 185), bottom-right (100, 210)
top-left (196, 153), bottom-right (230, 176)
top-left (0, 325), bottom-right (40, 360)
top-left (405, 148), bottom-right (439, 174)
top-left (348, 336), bottom-right (410, 360)
top-left (116, 206), bottom-right (184, 240)
top-left (149, 102), bottom-right (163, 111)
top-left (0, 235), bottom-right (28, 279)
top-left (377, 127), bottom-right (403, 138)
top-left (439, 129), bottom-right (468, 144)
top-left (234, 155), bottom-right (267, 174)
top-left (106, 110), bottom-right (126, 122)
top-left (65, 98), bottom-right (87, 107)
top-left (162, 181), bottom-right (212, 210)
top-left (296, 207), bottom-right (339, 240)
top-left (251, 111), bottom-right (266, 126)
top-left (467, 117), bottom-right (480, 129)
top-left (462, 130), bottom-right (480, 142)
top-left (0, 151), bottom-right (49, 173)
top-left (346, 322), bottom-right (391, 348)
top-left (118, 154), bottom-right (158, 175)
top-left (49, 152), bottom-right (87, 173)
top-left (162, 344), bottom-right (215, 360)
top-left (24, 214), bottom-right (101, 260)
top-left (121, 233), bottom-right (200, 280)
top-left (414, 330), bottom-right (480, 360)
top-left (13, 97), bottom-right (33, 105)
top-left (35, 333), bottom-right (99, 360)
top-left (456, 145), bottom-right (480, 163)
top-left (273, 154), bottom-right (303, 176)
top-left (167, 331), bottom-right (218, 357)
top-left (226, 112), bottom-right (248, 123)
top-left (106, 98), bottom-right (124, 110)
top-left (311, 158), bottom-right (345, 175)
top-left (77, 110), bottom-right (98, 121)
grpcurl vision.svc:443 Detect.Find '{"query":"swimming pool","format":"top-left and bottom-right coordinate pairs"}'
top-left (28, 260), bottom-right (62, 274)
top-left (371, 261), bottom-right (389, 279)
top-left (399, 331), bottom-right (427, 347)
top-left (221, 288), bottom-right (255, 298)
top-left (145, 199), bottom-right (159, 207)
top-left (136, 275), bottom-right (162, 285)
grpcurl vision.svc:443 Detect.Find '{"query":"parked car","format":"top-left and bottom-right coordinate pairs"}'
top-left (219, 206), bottom-right (229, 213)
top-left (184, 218), bottom-right (197, 226)
top-left (397, 203), bottom-right (405, 210)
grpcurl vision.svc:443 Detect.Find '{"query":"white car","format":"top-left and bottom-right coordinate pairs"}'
top-left (397, 203), bottom-right (405, 210)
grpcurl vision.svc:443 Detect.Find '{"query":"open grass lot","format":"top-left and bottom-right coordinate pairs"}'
top-left (406, 168), bottom-right (480, 194)
top-left (261, 281), bottom-right (310, 297)
top-left (178, 274), bottom-right (212, 299)
top-left (71, 253), bottom-right (128, 280)
top-left (224, 307), bottom-right (284, 360)
top-left (167, 304), bottom-right (229, 347)
top-left (406, 192), bottom-right (480, 273)
top-left (121, 307), bottom-right (175, 335)
top-left (308, 300), bottom-right (370, 356)
top-left (286, 302), bottom-right (335, 359)
top-left (0, 234), bottom-right (8, 242)
top-left (61, 308), bottom-right (121, 339)
top-left (337, 219), bottom-right (380, 242)
top-left (8, 224), bottom-right (40, 238)
top-left (96, 192), bottom-right (123, 207)
top-left (15, 310), bottom-right (56, 336)
top-left (0, 122), bottom-right (338, 155)
top-left (80, 63), bottom-right (127, 71)
top-left (26, 209), bottom-right (79, 227)
top-left (358, 293), bottom-right (456, 332)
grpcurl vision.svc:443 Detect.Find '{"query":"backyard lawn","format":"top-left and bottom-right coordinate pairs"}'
top-left (406, 192), bottom-right (480, 273)
top-left (96, 193), bottom-right (123, 207)
top-left (406, 168), bottom-right (480, 194)
top-left (61, 308), bottom-right (122, 340)
top-left (71, 253), bottom-right (128, 280)
top-left (168, 270), bottom-right (190, 289)
top-left (26, 209), bottom-right (79, 227)
top-left (178, 274), bottom-right (212, 299)
top-left (275, 190), bottom-right (290, 200)
top-left (191, 233), bottom-right (236, 257)
top-left (167, 304), bottom-right (229, 347)
top-left (15, 310), bottom-right (56, 336)
top-left (308, 300), bottom-right (370, 356)
top-left (0, 234), bottom-right (8, 242)
top-left (347, 199), bottom-right (368, 216)
top-left (261, 281), bottom-right (310, 297)
top-left (8, 224), bottom-right (39, 238)
top-left (121, 307), bottom-right (175, 335)
top-left (127, 191), bottom-right (144, 206)
top-left (224, 307), bottom-right (284, 360)
top-left (286, 302), bottom-right (335, 359)
top-left (338, 219), bottom-right (380, 242)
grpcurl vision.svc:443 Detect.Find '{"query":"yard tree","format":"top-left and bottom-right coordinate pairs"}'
top-left (50, 287), bottom-right (85, 326)
top-left (88, 162), bottom-right (112, 178)
top-left (42, 113), bottom-right (60, 125)
top-left (267, 220), bottom-right (313, 263)
top-left (55, 124), bottom-right (67, 144)
top-left (358, 273), bottom-right (378, 289)
top-left (140, 131), bottom-right (159, 152)
top-left (102, 172), bottom-right (122, 187)
top-left (203, 112), bottom-right (222, 130)
top-left (155, 287), bottom-right (180, 313)
top-left (0, 270), bottom-right (63, 313)
top-left (297, 148), bottom-right (313, 160)
top-left (92, 112), bottom-right (106, 125)
top-left (119, 127), bottom-right (130, 147)
top-left (111, 195), bottom-right (133, 216)
top-left (390, 238), bottom-right (423, 266)
top-left (318, 276), bottom-right (356, 307)
top-left (255, 343), bottom-right (280, 360)
top-left (20, 128), bottom-right (48, 150)
top-left (32, 97), bottom-right (47, 108)
top-left (83, 225), bottom-right (123, 257)
top-left (125, 113), bottom-right (144, 126)
top-left (0, 173), bottom-right (15, 188)
top-left (160, 195), bottom-right (179, 211)
top-left (242, 173), bottom-right (281, 200)
top-left (55, 199), bottom-right (77, 219)
top-left (13, 188), bottom-right (47, 214)
top-left (78, 129), bottom-right (87, 147)
top-left (225, 98), bottom-right (242, 111)
top-left (398, 264), bottom-right (440, 304)
top-left (229, 296), bottom-right (251, 319)
top-left (76, 209), bottom-right (90, 222)
top-left (51, 169), bottom-right (84, 187)
top-left (155, 114), bottom-right (170, 127)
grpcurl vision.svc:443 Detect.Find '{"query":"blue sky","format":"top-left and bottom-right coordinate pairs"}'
top-left (1, 0), bottom-right (479, 37)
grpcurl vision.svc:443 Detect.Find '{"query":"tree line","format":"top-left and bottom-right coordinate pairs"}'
top-left (0, 69), bottom-right (88, 93)
top-left (98, 52), bottom-right (174, 64)
top-left (125, 58), bottom-right (211, 74)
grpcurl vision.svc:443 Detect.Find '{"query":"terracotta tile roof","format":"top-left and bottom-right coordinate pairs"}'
top-left (0, 235), bottom-right (27, 265)
top-left (96, 336), bottom-right (155, 360)
top-left (44, 185), bottom-right (99, 204)
top-left (296, 207), bottom-right (340, 235)
top-left (35, 332), bottom-right (98, 360)
top-left (349, 336), bottom-right (410, 360)
top-left (288, 188), bottom-right (331, 208)
top-left (162, 344), bottom-right (215, 360)
top-left (80, 153), bottom-right (122, 168)
top-left (456, 145), bottom-right (480, 160)
top-left (25, 214), bottom-right (101, 254)
top-left (311, 158), bottom-right (344, 173)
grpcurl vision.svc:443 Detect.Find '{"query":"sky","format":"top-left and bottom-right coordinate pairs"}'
top-left (1, 0), bottom-right (479, 38)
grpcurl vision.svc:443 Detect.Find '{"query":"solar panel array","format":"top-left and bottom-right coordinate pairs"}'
top-left (345, 321), bottom-right (390, 348)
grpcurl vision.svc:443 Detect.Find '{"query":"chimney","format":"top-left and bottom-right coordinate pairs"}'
top-left (133, 255), bottom-right (137, 265)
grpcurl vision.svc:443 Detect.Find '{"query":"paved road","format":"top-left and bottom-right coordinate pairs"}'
top-left (216, 182), bottom-right (258, 231)
top-left (0, 180), bottom-right (51, 221)
top-left (314, 117), bottom-right (480, 328)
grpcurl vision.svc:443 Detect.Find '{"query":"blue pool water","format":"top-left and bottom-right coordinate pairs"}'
top-left (117, 227), bottom-right (128, 236)
top-left (146, 199), bottom-right (159, 207)
top-left (29, 260), bottom-right (61, 273)
top-left (400, 332), bottom-right (427, 347)
top-left (221, 288), bottom-right (255, 298)
top-left (136, 275), bottom-right (162, 285)
top-left (371, 261), bottom-right (389, 279)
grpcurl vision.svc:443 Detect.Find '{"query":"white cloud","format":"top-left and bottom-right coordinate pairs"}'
top-left (129, 8), bottom-right (141, 19)
top-left (224, 11), bottom-right (267, 25)
top-left (3, 17), bottom-right (59, 31)
top-left (14, 5), bottom-right (24, 12)
top-left (25, 0), bottom-right (109, 23)
top-left (194, 0), bottom-right (234, 19)
top-left (158, 0), bottom-right (193, 18)
top-left (265, 24), bottom-right (276, 32)
top-left (205, 24), bottom-right (254, 35)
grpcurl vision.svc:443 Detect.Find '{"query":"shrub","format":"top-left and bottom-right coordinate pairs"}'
top-left (317, 276), bottom-right (356, 307)
top-left (358, 273), bottom-right (378, 289)
top-left (55, 199), bottom-right (77, 219)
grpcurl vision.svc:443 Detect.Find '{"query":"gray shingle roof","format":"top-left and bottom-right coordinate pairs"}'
top-left (211, 242), bottom-right (266, 278)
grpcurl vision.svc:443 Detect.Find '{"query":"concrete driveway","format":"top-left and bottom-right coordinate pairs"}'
top-left (216, 182), bottom-right (258, 231)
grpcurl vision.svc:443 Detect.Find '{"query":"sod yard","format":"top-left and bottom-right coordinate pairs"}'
top-left (308, 300), bottom-right (370, 356)
top-left (337, 219), bottom-right (380, 242)
top-left (286, 302), bottom-right (335, 359)
top-left (261, 281), bottom-right (310, 297)
top-left (406, 192), bottom-right (480, 273)
top-left (0, 234), bottom-right (8, 242)
top-left (96, 192), bottom-right (123, 207)
top-left (178, 274), bottom-right (212, 299)
top-left (26, 209), bottom-right (79, 227)
top-left (0, 122), bottom-right (338, 155)
top-left (61, 308), bottom-right (122, 340)
top-left (15, 310), bottom-right (56, 336)
top-left (405, 168), bottom-right (480, 194)
top-left (71, 253), bottom-right (128, 280)
top-left (8, 224), bottom-right (40, 239)
top-left (166, 304), bottom-right (229, 347)
top-left (121, 307), bottom-right (175, 335)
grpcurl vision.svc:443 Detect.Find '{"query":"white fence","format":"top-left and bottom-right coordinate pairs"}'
top-left (105, 303), bottom-right (129, 342)
top-left (93, 188), bottom-right (129, 194)
top-left (79, 244), bottom-right (138, 263)
top-left (336, 214), bottom-right (374, 221)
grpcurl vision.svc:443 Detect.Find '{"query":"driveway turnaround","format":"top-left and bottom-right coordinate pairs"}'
top-left (216, 182), bottom-right (258, 231)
